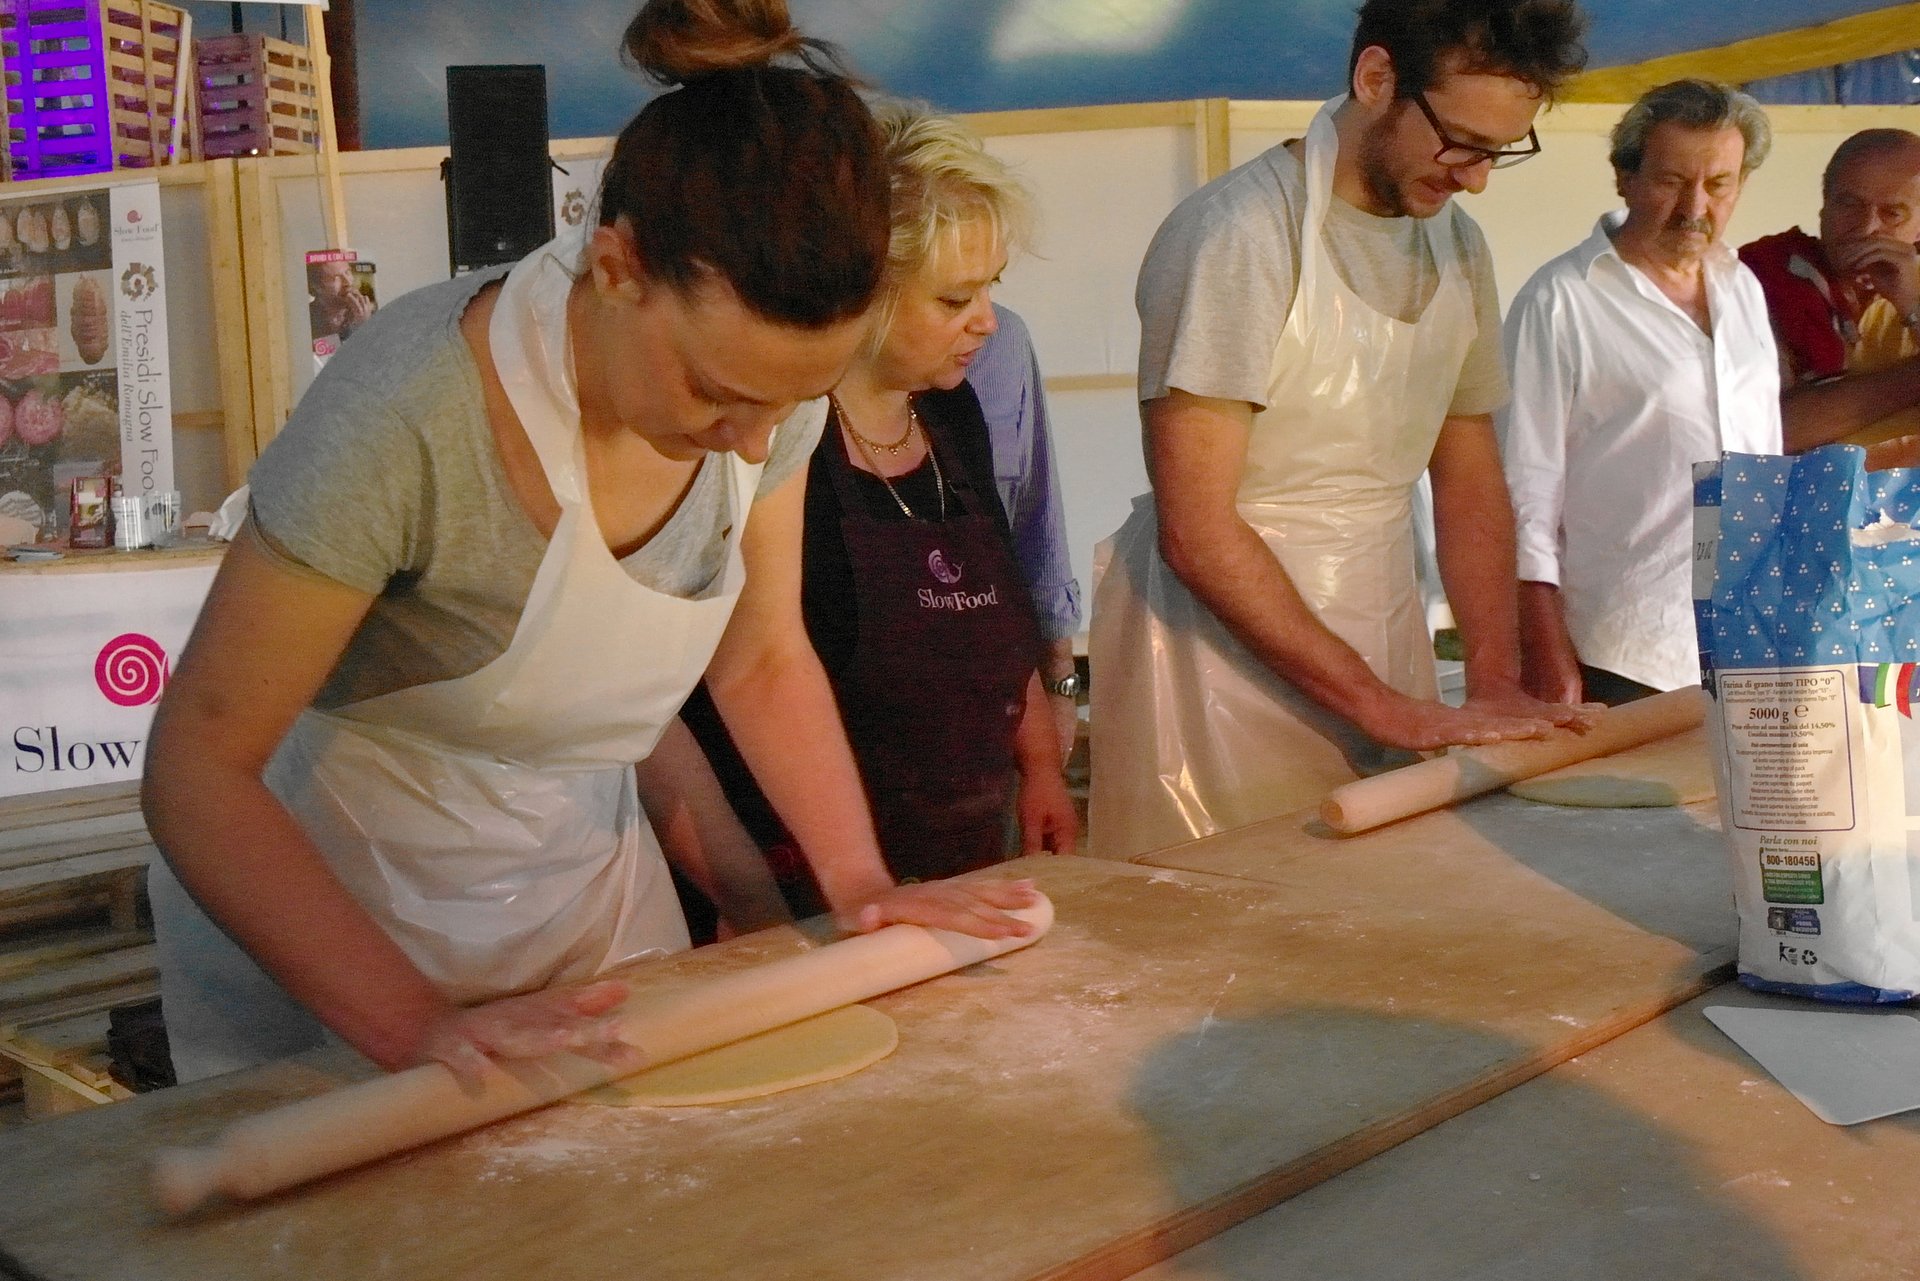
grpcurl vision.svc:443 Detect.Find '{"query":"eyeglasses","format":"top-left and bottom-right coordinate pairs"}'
top-left (1411, 92), bottom-right (1540, 170)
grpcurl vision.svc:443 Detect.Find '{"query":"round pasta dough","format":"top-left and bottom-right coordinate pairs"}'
top-left (1507, 727), bottom-right (1716, 808)
top-left (580, 1004), bottom-right (898, 1108)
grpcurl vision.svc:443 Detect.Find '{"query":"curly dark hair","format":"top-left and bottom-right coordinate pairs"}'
top-left (1347, 0), bottom-right (1589, 102)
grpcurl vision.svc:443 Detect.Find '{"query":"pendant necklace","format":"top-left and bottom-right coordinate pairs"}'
top-left (833, 394), bottom-right (947, 521)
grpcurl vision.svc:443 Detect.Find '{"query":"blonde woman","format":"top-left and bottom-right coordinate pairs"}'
top-left (671, 103), bottom-right (1076, 926)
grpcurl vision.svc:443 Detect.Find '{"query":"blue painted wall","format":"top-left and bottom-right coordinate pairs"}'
top-left (184, 1), bottom-right (1919, 151)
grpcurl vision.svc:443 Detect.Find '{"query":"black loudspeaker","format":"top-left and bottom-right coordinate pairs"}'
top-left (444, 65), bottom-right (554, 274)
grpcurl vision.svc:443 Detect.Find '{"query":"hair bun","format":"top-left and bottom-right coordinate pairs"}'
top-left (623, 0), bottom-right (806, 85)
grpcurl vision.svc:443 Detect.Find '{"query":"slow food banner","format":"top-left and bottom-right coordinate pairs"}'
top-left (2, 561), bottom-right (214, 798)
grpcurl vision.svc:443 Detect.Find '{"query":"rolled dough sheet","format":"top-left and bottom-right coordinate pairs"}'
top-left (1506, 726), bottom-right (1716, 808)
top-left (579, 1004), bottom-right (899, 1108)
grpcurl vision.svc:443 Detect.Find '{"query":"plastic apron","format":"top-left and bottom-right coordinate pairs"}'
top-left (1088, 99), bottom-right (1476, 860)
top-left (152, 231), bottom-right (755, 1080)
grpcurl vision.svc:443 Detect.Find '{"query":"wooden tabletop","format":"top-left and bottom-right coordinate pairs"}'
top-left (1132, 788), bottom-right (1734, 955)
top-left (0, 537), bottom-right (223, 577)
top-left (1135, 982), bottom-right (1920, 1281)
top-left (0, 814), bottom-right (1730, 1281)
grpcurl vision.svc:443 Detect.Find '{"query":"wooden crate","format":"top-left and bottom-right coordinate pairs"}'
top-left (1, 1013), bottom-right (136, 1119)
top-left (0, 780), bottom-right (157, 1120)
top-left (193, 30), bottom-right (318, 159)
top-left (0, 0), bottom-right (191, 180)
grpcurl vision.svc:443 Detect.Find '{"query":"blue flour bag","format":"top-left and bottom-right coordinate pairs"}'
top-left (1695, 447), bottom-right (1920, 1002)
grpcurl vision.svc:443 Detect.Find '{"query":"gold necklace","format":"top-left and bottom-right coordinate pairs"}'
top-left (834, 395), bottom-right (947, 521)
top-left (839, 394), bottom-right (915, 455)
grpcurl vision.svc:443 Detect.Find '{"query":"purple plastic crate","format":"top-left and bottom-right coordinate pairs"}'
top-left (2, 0), bottom-right (116, 178)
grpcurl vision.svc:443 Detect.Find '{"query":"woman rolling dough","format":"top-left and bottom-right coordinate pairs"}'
top-left (670, 103), bottom-right (1077, 923)
top-left (141, 0), bottom-right (1035, 1085)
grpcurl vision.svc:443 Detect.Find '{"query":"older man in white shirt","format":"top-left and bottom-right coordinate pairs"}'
top-left (1501, 80), bottom-right (1783, 705)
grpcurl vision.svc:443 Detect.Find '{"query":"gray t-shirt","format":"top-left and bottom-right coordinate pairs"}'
top-left (1137, 141), bottom-right (1508, 416)
top-left (246, 269), bottom-right (823, 709)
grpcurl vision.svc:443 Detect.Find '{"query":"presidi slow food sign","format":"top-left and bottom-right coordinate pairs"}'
top-left (0, 178), bottom-right (172, 539)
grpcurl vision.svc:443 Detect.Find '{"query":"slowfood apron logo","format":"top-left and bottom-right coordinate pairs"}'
top-left (918, 548), bottom-right (998, 613)
top-left (95, 632), bottom-right (171, 707)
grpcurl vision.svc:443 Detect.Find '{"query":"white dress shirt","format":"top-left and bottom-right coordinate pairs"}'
top-left (1500, 210), bottom-right (1782, 691)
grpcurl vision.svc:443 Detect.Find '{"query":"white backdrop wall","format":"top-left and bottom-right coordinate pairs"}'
top-left (1232, 102), bottom-right (1920, 341)
top-left (234, 101), bottom-right (1919, 647)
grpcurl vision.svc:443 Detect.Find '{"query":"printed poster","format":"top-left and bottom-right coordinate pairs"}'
top-left (0, 178), bottom-right (172, 540)
top-left (305, 248), bottom-right (378, 372)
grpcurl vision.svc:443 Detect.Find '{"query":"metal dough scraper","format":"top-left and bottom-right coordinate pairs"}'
top-left (1704, 1005), bottom-right (1920, 1126)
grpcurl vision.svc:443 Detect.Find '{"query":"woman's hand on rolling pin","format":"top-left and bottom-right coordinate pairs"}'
top-left (836, 878), bottom-right (1041, 940)
top-left (417, 980), bottom-right (646, 1089)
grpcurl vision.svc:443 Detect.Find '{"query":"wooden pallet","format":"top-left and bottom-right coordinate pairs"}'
top-left (0, 1012), bottom-right (135, 1119)
top-left (0, 780), bottom-right (151, 935)
top-left (0, 781), bottom-right (157, 1120)
top-left (193, 30), bottom-right (319, 158)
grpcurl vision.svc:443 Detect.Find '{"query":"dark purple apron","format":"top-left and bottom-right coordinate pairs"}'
top-left (816, 411), bottom-right (1043, 887)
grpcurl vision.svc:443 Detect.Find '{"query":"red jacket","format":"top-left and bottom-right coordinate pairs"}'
top-left (1738, 228), bottom-right (1851, 382)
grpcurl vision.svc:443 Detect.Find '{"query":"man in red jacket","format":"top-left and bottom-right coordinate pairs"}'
top-left (1739, 128), bottom-right (1920, 465)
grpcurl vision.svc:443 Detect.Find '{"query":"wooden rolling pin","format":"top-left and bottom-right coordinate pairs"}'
top-left (1319, 686), bottom-right (1705, 835)
top-left (151, 894), bottom-right (1055, 1215)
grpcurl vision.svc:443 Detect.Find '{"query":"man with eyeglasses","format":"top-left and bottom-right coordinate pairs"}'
top-left (1090, 0), bottom-right (1591, 859)
top-left (1500, 81), bottom-right (1781, 707)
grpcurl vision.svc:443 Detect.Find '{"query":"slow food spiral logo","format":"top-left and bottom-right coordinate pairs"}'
top-left (95, 633), bottom-right (171, 707)
top-left (927, 549), bottom-right (963, 584)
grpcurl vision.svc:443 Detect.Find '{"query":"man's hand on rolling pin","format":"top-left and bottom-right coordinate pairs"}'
top-left (416, 980), bottom-right (646, 1089)
top-left (836, 878), bottom-right (1041, 941)
top-left (1354, 688), bottom-right (1574, 753)
top-left (1460, 685), bottom-right (1596, 733)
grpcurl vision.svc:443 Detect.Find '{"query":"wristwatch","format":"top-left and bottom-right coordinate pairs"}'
top-left (1045, 671), bottom-right (1083, 699)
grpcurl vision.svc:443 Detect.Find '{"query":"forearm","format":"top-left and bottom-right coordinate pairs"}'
top-left (1516, 579), bottom-right (1583, 703)
top-left (143, 746), bottom-right (448, 1070)
top-left (1146, 392), bottom-right (1397, 725)
top-left (1013, 671), bottom-right (1063, 775)
top-left (1781, 358), bottom-right (1920, 453)
top-left (1161, 513), bottom-right (1396, 724)
top-left (635, 720), bottom-right (791, 934)
top-left (1431, 467), bottom-right (1526, 696)
top-left (705, 642), bottom-right (893, 911)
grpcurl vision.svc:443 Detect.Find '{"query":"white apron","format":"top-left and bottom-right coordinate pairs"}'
top-left (1089, 100), bottom-right (1476, 860)
top-left (153, 231), bottom-right (758, 1080)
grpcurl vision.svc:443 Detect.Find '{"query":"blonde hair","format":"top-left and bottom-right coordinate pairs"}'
top-left (866, 100), bottom-right (1034, 346)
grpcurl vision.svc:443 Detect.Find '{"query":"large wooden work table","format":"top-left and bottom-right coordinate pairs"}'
top-left (1138, 983), bottom-right (1920, 1281)
top-left (0, 792), bottom-right (1740, 1281)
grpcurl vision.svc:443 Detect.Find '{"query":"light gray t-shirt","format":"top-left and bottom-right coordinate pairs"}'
top-left (246, 269), bottom-right (823, 709)
top-left (1137, 141), bottom-right (1508, 416)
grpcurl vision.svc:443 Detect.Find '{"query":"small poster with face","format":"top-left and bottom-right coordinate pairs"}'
top-left (305, 249), bottom-right (378, 372)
